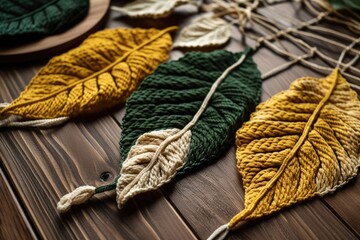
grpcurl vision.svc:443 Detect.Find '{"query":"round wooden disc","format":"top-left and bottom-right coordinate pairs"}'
top-left (0, 0), bottom-right (110, 63)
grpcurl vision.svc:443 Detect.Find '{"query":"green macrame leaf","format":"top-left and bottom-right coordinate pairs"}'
top-left (329, 0), bottom-right (360, 10)
top-left (116, 49), bottom-right (262, 208)
top-left (0, 0), bottom-right (89, 39)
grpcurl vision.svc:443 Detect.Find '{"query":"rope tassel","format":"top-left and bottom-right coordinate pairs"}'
top-left (57, 186), bottom-right (96, 213)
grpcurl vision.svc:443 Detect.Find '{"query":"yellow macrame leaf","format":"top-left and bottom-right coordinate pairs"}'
top-left (231, 68), bottom-right (360, 227)
top-left (0, 27), bottom-right (175, 119)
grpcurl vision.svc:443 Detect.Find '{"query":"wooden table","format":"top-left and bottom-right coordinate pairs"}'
top-left (1, 1), bottom-right (360, 239)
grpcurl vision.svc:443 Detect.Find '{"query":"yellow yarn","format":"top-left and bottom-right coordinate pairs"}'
top-left (229, 68), bottom-right (360, 229)
top-left (0, 27), bottom-right (176, 120)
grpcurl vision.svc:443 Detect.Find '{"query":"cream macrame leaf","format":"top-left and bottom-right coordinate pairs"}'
top-left (230, 68), bottom-right (360, 228)
top-left (111, 0), bottom-right (188, 19)
top-left (173, 16), bottom-right (231, 48)
top-left (117, 129), bottom-right (191, 208)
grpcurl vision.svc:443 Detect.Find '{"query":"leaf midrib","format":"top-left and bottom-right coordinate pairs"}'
top-left (1, 0), bottom-right (59, 23)
top-left (1, 27), bottom-right (177, 115)
top-left (229, 68), bottom-right (340, 227)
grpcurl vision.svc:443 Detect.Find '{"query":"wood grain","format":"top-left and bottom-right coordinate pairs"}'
top-left (0, 1), bottom-right (359, 240)
top-left (0, 66), bottom-right (195, 239)
top-left (322, 174), bottom-right (360, 236)
top-left (0, 167), bottom-right (37, 240)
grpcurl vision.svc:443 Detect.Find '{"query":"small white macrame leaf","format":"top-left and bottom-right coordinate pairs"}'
top-left (173, 16), bottom-right (231, 48)
top-left (112, 0), bottom-right (188, 18)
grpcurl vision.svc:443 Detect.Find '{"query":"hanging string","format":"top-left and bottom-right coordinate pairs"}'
top-left (205, 0), bottom-right (360, 82)
top-left (252, 7), bottom-right (360, 76)
top-left (337, 38), bottom-right (360, 70)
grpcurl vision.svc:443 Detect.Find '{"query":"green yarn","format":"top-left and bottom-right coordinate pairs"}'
top-left (0, 0), bottom-right (89, 40)
top-left (120, 49), bottom-right (262, 175)
top-left (330, 0), bottom-right (360, 10)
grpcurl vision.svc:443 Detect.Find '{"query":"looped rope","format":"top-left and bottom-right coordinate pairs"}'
top-left (57, 186), bottom-right (96, 213)
top-left (244, 6), bottom-right (252, 20)
top-left (337, 37), bottom-right (360, 70)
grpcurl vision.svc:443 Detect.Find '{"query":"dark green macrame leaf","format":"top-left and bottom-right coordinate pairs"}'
top-left (329, 0), bottom-right (360, 10)
top-left (0, 0), bottom-right (89, 40)
top-left (120, 49), bottom-right (262, 175)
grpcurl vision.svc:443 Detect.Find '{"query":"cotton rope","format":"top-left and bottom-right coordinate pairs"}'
top-left (0, 103), bottom-right (69, 128)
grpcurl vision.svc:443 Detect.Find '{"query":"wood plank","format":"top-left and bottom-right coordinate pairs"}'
top-left (0, 167), bottom-right (37, 240)
top-left (322, 174), bottom-right (360, 236)
top-left (1, 2), bottom-right (359, 240)
top-left (0, 65), bottom-right (196, 239)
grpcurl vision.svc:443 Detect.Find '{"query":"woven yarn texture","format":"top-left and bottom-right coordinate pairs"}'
top-left (0, 0), bottom-right (89, 39)
top-left (120, 49), bottom-right (262, 175)
top-left (330, 0), bottom-right (360, 10)
top-left (231, 68), bottom-right (360, 228)
top-left (0, 27), bottom-right (174, 119)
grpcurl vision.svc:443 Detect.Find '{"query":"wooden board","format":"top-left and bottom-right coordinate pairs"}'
top-left (0, 63), bottom-right (196, 238)
top-left (0, 1), bottom-right (360, 239)
top-left (0, 0), bottom-right (110, 63)
top-left (0, 168), bottom-right (36, 240)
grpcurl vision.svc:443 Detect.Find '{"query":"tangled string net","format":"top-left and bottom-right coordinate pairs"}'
top-left (202, 0), bottom-right (360, 90)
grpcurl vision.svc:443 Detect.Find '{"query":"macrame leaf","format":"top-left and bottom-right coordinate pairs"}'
top-left (173, 16), bottom-right (231, 48)
top-left (117, 129), bottom-right (191, 208)
top-left (0, 0), bottom-right (89, 39)
top-left (0, 27), bottom-right (175, 119)
top-left (112, 0), bottom-right (187, 19)
top-left (117, 49), bottom-right (262, 207)
top-left (232, 69), bottom-right (360, 227)
top-left (330, 0), bottom-right (360, 10)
